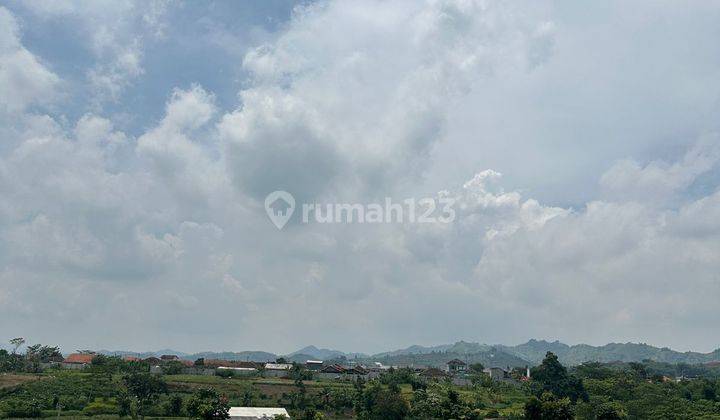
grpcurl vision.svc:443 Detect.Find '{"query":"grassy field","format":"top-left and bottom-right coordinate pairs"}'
top-left (0, 374), bottom-right (41, 390)
top-left (165, 374), bottom-right (356, 414)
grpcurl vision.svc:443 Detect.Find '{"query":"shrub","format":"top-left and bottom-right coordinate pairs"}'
top-left (1, 399), bottom-right (43, 418)
top-left (82, 398), bottom-right (118, 416)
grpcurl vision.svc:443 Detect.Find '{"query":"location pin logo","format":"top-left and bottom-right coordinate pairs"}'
top-left (265, 190), bottom-right (295, 230)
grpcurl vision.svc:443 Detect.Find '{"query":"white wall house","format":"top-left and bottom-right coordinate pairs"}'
top-left (263, 363), bottom-right (292, 378)
top-left (228, 407), bottom-right (290, 419)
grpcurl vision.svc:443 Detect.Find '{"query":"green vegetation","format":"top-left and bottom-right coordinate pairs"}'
top-left (3, 339), bottom-right (720, 419)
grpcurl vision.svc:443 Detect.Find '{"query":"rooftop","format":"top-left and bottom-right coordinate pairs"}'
top-left (228, 407), bottom-right (289, 419)
top-left (63, 354), bottom-right (94, 364)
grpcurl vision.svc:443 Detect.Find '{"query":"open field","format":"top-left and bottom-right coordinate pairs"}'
top-left (0, 375), bottom-right (40, 391)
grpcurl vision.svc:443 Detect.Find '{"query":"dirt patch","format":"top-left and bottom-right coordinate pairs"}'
top-left (0, 374), bottom-right (40, 390)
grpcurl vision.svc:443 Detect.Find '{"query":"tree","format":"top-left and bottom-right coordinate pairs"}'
top-left (573, 361), bottom-right (614, 380)
top-left (468, 363), bottom-right (489, 386)
top-left (469, 363), bottom-right (484, 374)
top-left (25, 345), bottom-right (62, 363)
top-left (596, 403), bottom-right (625, 420)
top-left (187, 388), bottom-right (230, 420)
top-left (162, 360), bottom-right (185, 375)
top-left (531, 352), bottom-right (587, 402)
top-left (0, 349), bottom-right (13, 372)
top-left (524, 393), bottom-right (573, 420)
top-left (10, 337), bottom-right (25, 354)
top-left (117, 391), bottom-right (132, 418)
top-left (122, 372), bottom-right (167, 419)
top-left (370, 390), bottom-right (408, 419)
top-left (242, 389), bottom-right (253, 406)
top-left (357, 381), bottom-right (409, 420)
top-left (628, 362), bottom-right (647, 380)
top-left (165, 395), bottom-right (184, 417)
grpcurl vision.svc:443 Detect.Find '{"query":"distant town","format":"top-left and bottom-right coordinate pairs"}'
top-left (3, 338), bottom-right (720, 419)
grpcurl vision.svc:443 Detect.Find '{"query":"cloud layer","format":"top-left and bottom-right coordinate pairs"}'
top-left (1, 0), bottom-right (720, 354)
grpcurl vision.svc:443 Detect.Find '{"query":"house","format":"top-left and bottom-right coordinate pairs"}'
top-left (366, 363), bottom-right (392, 380)
top-left (179, 360), bottom-right (262, 376)
top-left (419, 367), bottom-right (451, 381)
top-left (484, 367), bottom-right (512, 381)
top-left (62, 353), bottom-right (95, 370)
top-left (144, 357), bottom-right (161, 365)
top-left (318, 364), bottom-right (345, 380)
top-left (446, 359), bottom-right (467, 374)
top-left (263, 363), bottom-right (293, 378)
top-left (229, 407), bottom-right (290, 419)
top-left (343, 366), bottom-right (369, 381)
top-left (160, 354), bottom-right (179, 361)
top-left (217, 366), bottom-right (258, 376)
top-left (123, 356), bottom-right (141, 362)
top-left (305, 360), bottom-right (324, 371)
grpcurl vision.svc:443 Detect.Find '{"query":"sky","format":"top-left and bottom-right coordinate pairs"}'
top-left (1, 0), bottom-right (720, 355)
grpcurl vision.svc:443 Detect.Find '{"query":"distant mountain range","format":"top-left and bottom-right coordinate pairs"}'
top-left (98, 349), bottom-right (277, 362)
top-left (498, 339), bottom-right (720, 366)
top-left (93, 339), bottom-right (720, 368)
top-left (289, 346), bottom-right (367, 360)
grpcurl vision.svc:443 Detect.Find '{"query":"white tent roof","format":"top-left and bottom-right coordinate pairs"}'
top-left (229, 407), bottom-right (290, 419)
top-left (264, 363), bottom-right (292, 370)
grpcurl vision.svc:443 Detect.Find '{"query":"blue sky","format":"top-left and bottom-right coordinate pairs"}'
top-left (1, 0), bottom-right (720, 355)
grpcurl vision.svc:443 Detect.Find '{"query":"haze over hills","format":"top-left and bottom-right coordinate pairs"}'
top-left (498, 340), bottom-right (720, 366)
top-left (289, 346), bottom-right (368, 360)
top-left (91, 340), bottom-right (720, 367)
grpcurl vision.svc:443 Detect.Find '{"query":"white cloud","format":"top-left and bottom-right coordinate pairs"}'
top-left (223, 0), bottom-right (556, 201)
top-left (0, 7), bottom-right (59, 113)
top-left (600, 136), bottom-right (720, 206)
top-left (1, 0), bottom-right (720, 354)
top-left (19, 0), bottom-right (169, 102)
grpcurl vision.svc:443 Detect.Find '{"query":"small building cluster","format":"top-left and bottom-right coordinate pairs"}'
top-left (57, 352), bottom-right (529, 386)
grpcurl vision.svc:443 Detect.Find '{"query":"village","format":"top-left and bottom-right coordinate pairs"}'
top-left (59, 352), bottom-right (531, 386)
top-left (5, 341), bottom-right (720, 419)
top-left (0, 351), bottom-right (537, 419)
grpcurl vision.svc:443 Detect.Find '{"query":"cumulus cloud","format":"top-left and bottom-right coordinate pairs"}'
top-left (600, 136), bottom-right (720, 206)
top-left (1, 0), bottom-right (720, 354)
top-left (0, 7), bottom-right (59, 113)
top-left (222, 0), bottom-right (557, 201)
top-left (18, 0), bottom-right (170, 103)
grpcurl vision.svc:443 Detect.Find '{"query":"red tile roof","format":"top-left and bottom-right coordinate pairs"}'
top-left (64, 354), bottom-right (94, 364)
top-left (321, 364), bottom-right (345, 374)
top-left (345, 366), bottom-right (368, 374)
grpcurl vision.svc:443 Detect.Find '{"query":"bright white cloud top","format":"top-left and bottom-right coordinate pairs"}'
top-left (1, 0), bottom-right (720, 354)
